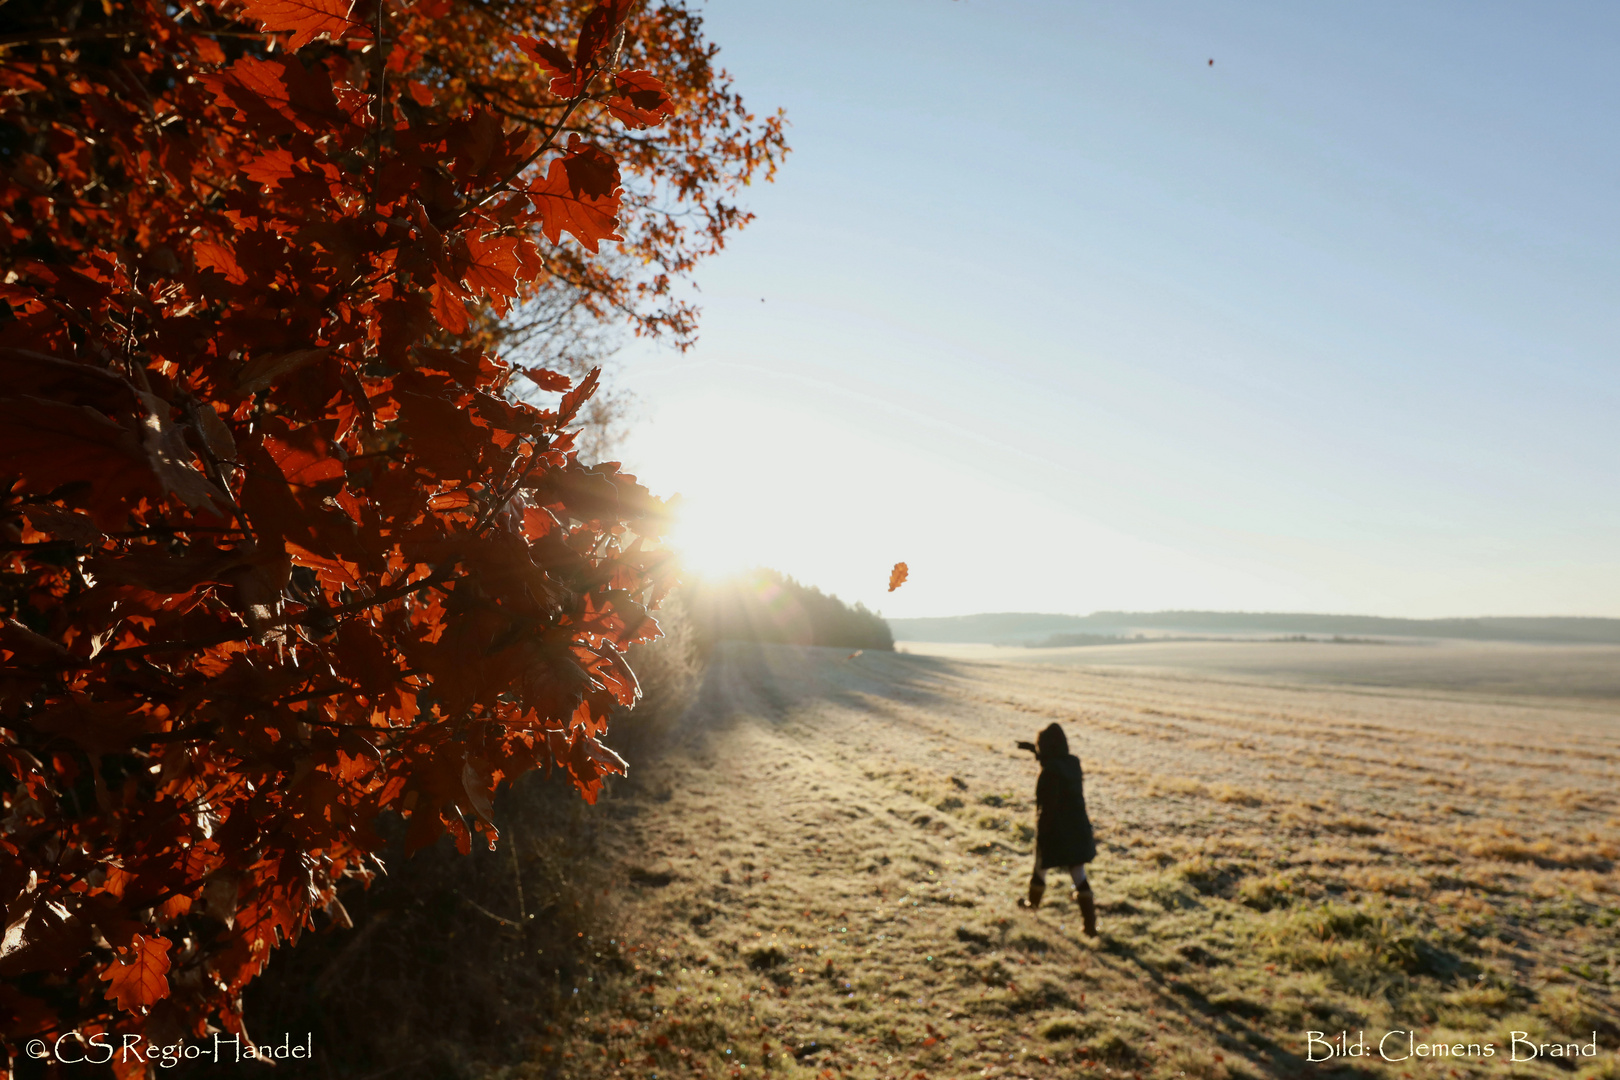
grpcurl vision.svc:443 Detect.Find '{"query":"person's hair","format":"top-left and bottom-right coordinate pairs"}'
top-left (1036, 722), bottom-right (1069, 759)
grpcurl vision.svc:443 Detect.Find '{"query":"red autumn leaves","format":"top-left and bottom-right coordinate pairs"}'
top-left (0, 0), bottom-right (730, 1054)
top-left (100, 937), bottom-right (173, 1015)
top-left (238, 0), bottom-right (359, 51)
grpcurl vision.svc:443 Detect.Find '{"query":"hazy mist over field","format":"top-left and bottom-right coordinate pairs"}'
top-left (887, 612), bottom-right (1620, 647)
top-left (886, 610), bottom-right (1620, 701)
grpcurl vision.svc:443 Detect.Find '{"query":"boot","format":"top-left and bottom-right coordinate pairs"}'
top-left (1019, 874), bottom-right (1045, 910)
top-left (1075, 886), bottom-right (1098, 937)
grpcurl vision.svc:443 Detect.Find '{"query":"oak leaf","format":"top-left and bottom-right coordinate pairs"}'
top-left (558, 367), bottom-right (603, 425)
top-left (514, 35), bottom-right (584, 97)
top-left (204, 55), bottom-right (353, 137)
top-left (238, 0), bottom-right (357, 50)
top-left (573, 0), bottom-right (635, 71)
top-left (605, 71), bottom-right (675, 129)
top-left (194, 239), bottom-right (249, 285)
top-left (262, 420), bottom-right (345, 485)
top-left (888, 562), bottom-right (909, 592)
top-left (242, 147), bottom-right (299, 189)
top-left (135, 391), bottom-right (232, 512)
top-left (560, 136), bottom-right (620, 198)
top-left (461, 230), bottom-right (529, 313)
top-left (430, 270), bottom-right (472, 334)
top-left (100, 935), bottom-right (172, 1013)
top-left (526, 142), bottom-right (622, 251)
top-left (191, 404), bottom-right (238, 462)
top-left (528, 169), bottom-right (621, 251)
top-left (521, 367), bottom-right (573, 392)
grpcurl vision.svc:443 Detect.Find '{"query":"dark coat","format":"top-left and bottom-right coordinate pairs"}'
top-left (1034, 724), bottom-right (1096, 867)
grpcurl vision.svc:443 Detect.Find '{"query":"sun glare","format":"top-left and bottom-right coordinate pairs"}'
top-left (666, 496), bottom-right (760, 580)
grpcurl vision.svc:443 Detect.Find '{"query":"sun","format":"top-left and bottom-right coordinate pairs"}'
top-left (664, 495), bottom-right (759, 580)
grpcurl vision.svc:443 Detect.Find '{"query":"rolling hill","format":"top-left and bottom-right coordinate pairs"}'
top-left (886, 610), bottom-right (1620, 645)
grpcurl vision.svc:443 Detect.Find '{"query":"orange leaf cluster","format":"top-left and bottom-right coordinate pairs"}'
top-left (0, 0), bottom-right (782, 1054)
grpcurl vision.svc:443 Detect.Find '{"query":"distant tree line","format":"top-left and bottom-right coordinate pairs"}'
top-left (1030, 632), bottom-right (1125, 648)
top-left (891, 611), bottom-right (1620, 646)
top-left (684, 568), bottom-right (894, 652)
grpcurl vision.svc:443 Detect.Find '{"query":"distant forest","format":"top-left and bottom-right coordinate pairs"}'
top-left (887, 611), bottom-right (1620, 646)
top-left (684, 569), bottom-right (894, 652)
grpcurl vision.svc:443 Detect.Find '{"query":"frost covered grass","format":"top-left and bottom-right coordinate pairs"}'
top-left (487, 643), bottom-right (1620, 1080)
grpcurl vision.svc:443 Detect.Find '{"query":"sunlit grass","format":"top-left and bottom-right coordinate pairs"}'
top-left (486, 643), bottom-right (1620, 1080)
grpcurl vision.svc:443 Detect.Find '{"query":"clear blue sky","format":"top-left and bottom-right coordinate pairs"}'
top-left (614, 0), bottom-right (1620, 620)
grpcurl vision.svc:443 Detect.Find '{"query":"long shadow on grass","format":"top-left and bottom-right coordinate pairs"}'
top-left (1089, 933), bottom-right (1388, 1080)
top-left (682, 641), bottom-right (976, 738)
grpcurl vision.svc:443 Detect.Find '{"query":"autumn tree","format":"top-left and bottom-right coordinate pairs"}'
top-left (0, 0), bottom-right (783, 1060)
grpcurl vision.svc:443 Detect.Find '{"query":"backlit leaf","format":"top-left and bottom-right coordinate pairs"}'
top-left (521, 367), bottom-right (572, 392)
top-left (605, 71), bottom-right (675, 129)
top-left (573, 0), bottom-right (634, 70)
top-left (99, 935), bottom-right (172, 1012)
top-left (527, 155), bottom-right (622, 252)
top-left (238, 0), bottom-right (357, 50)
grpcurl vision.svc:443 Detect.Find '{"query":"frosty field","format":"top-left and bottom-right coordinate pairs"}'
top-left (491, 641), bottom-right (1620, 1080)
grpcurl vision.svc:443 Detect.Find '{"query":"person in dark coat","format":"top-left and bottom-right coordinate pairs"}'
top-left (1017, 722), bottom-right (1099, 935)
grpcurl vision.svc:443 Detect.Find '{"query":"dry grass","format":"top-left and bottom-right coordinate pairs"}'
top-left (480, 642), bottom-right (1619, 1080)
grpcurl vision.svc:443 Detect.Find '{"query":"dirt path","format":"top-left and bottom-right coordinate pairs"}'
top-left (492, 644), bottom-right (1620, 1080)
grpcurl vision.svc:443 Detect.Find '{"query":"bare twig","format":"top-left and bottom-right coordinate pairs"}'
top-left (460, 895), bottom-right (522, 928)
